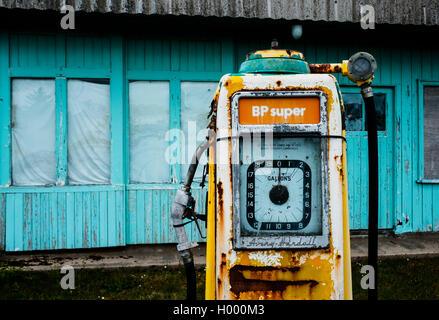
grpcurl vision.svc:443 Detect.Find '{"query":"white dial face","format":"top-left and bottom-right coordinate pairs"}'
top-left (254, 165), bottom-right (304, 224)
top-left (240, 135), bottom-right (322, 235)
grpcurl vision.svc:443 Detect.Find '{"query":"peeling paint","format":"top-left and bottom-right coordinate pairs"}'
top-left (248, 251), bottom-right (283, 267)
top-left (214, 72), bottom-right (347, 300)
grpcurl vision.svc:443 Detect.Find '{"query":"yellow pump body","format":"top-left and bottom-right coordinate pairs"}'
top-left (203, 49), bottom-right (359, 300)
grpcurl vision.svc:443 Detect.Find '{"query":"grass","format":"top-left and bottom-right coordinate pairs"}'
top-left (0, 257), bottom-right (438, 300)
top-left (351, 257), bottom-right (439, 300)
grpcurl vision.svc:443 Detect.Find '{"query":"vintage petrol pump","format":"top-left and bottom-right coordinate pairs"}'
top-left (171, 46), bottom-right (377, 300)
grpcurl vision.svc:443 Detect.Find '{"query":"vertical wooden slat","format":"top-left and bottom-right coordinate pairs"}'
top-left (31, 193), bottom-right (39, 250)
top-left (161, 190), bottom-right (167, 243)
top-left (422, 185), bottom-right (433, 231)
top-left (84, 192), bottom-right (90, 248)
top-left (66, 192), bottom-right (74, 248)
top-left (5, 194), bottom-right (14, 251)
top-left (221, 38), bottom-right (234, 73)
top-left (152, 189), bottom-right (160, 243)
top-left (127, 190), bottom-right (136, 244)
top-left (13, 194), bottom-right (23, 250)
top-left (55, 77), bottom-right (68, 185)
top-left (412, 48), bottom-right (423, 232)
top-left (145, 189), bottom-right (153, 243)
top-left (170, 79), bottom-right (181, 183)
top-left (74, 192), bottom-right (82, 248)
top-left (23, 194), bottom-right (32, 250)
top-left (0, 32), bottom-right (11, 187)
top-left (99, 191), bottom-right (108, 246)
top-left (57, 192), bottom-right (66, 249)
top-left (91, 192), bottom-right (98, 247)
top-left (110, 35), bottom-right (126, 185)
top-left (117, 190), bottom-right (125, 245)
top-left (0, 194), bottom-right (5, 250)
top-left (107, 190), bottom-right (116, 246)
top-left (399, 49), bottom-right (413, 232)
top-left (136, 189), bottom-right (145, 244)
top-left (392, 47), bottom-right (404, 233)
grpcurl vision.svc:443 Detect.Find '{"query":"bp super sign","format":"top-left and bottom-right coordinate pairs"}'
top-left (239, 97), bottom-right (320, 125)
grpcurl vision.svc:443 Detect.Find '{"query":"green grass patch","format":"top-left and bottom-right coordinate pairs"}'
top-left (352, 257), bottom-right (439, 300)
top-left (0, 257), bottom-right (438, 300)
top-left (0, 266), bottom-right (206, 300)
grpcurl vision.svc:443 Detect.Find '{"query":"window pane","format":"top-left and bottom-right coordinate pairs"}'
top-left (365, 93), bottom-right (386, 131)
top-left (130, 81), bottom-right (170, 183)
top-left (423, 86), bottom-right (439, 179)
top-left (343, 92), bottom-right (386, 131)
top-left (180, 81), bottom-right (217, 181)
top-left (67, 79), bottom-right (111, 185)
top-left (12, 79), bottom-right (56, 186)
top-left (343, 93), bottom-right (363, 131)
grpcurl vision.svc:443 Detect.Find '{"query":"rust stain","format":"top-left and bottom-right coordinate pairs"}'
top-left (309, 63), bottom-right (342, 74)
top-left (227, 249), bottom-right (335, 300)
top-left (334, 154), bottom-right (344, 180)
top-left (230, 265), bottom-right (318, 295)
top-left (217, 180), bottom-right (224, 213)
top-left (217, 252), bottom-right (227, 298)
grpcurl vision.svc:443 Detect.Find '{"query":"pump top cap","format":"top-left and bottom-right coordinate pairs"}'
top-left (239, 49), bottom-right (310, 74)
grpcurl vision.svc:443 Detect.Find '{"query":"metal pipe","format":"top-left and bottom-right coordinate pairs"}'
top-left (309, 63), bottom-right (344, 74)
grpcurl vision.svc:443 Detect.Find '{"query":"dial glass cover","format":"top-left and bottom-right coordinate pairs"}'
top-left (239, 135), bottom-right (322, 236)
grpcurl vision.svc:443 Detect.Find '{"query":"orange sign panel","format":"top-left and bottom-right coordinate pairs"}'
top-left (239, 97), bottom-right (320, 125)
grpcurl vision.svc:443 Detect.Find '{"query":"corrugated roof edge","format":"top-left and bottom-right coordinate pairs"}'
top-left (0, 0), bottom-right (438, 26)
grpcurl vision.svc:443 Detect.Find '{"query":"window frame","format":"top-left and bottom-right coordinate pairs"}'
top-left (126, 74), bottom-right (222, 187)
top-left (417, 80), bottom-right (439, 184)
top-left (128, 80), bottom-right (171, 184)
top-left (8, 69), bottom-right (113, 188)
top-left (341, 85), bottom-right (392, 137)
top-left (10, 78), bottom-right (57, 186)
top-left (66, 78), bottom-right (112, 186)
top-left (7, 74), bottom-right (112, 187)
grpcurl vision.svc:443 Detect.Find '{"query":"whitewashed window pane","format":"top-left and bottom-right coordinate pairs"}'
top-left (180, 82), bottom-right (217, 181)
top-left (12, 79), bottom-right (56, 186)
top-left (424, 86), bottom-right (439, 179)
top-left (67, 80), bottom-right (111, 185)
top-left (130, 81), bottom-right (170, 183)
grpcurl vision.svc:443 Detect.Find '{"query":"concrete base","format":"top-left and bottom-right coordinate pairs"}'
top-left (1, 233), bottom-right (439, 271)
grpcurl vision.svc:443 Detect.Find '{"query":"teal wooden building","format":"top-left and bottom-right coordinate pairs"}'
top-left (0, 1), bottom-right (439, 252)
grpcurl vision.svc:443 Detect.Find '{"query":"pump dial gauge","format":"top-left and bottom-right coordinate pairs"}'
top-left (239, 135), bottom-right (322, 236)
top-left (246, 160), bottom-right (311, 231)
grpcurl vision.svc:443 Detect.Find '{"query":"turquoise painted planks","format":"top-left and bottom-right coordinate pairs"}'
top-left (2, 30), bottom-right (439, 253)
top-left (9, 34), bottom-right (57, 69)
top-left (0, 194), bottom-right (5, 250)
top-left (66, 35), bottom-right (111, 69)
top-left (0, 32), bottom-right (9, 249)
top-left (0, 32), bottom-right (11, 189)
top-left (3, 190), bottom-right (125, 251)
top-left (126, 186), bottom-right (206, 245)
top-left (127, 38), bottom-right (223, 73)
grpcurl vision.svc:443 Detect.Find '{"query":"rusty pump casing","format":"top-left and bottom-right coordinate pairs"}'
top-left (172, 47), bottom-right (377, 300)
top-left (205, 49), bottom-right (376, 300)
